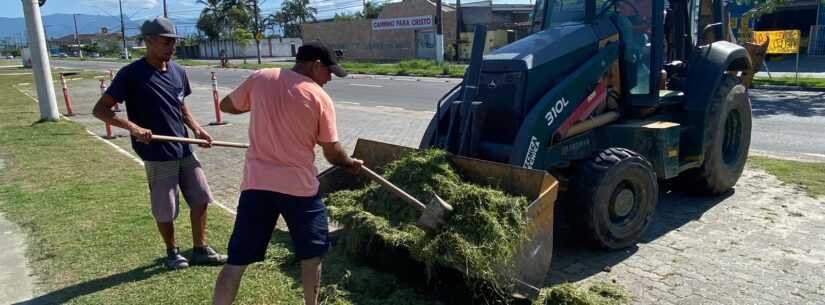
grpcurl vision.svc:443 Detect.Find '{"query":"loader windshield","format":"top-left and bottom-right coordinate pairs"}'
top-left (531, 0), bottom-right (605, 31)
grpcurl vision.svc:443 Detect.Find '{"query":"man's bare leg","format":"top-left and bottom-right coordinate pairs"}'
top-left (213, 264), bottom-right (247, 305)
top-left (156, 222), bottom-right (176, 249)
top-left (190, 204), bottom-right (208, 247)
top-left (301, 257), bottom-right (322, 305)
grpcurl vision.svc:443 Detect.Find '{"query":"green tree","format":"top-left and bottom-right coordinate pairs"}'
top-left (196, 0), bottom-right (224, 40)
top-left (280, 0), bottom-right (317, 37)
top-left (739, 0), bottom-right (789, 19)
top-left (333, 12), bottom-right (358, 22)
top-left (266, 11), bottom-right (290, 37)
top-left (233, 29), bottom-right (254, 64)
top-left (361, 1), bottom-right (384, 19)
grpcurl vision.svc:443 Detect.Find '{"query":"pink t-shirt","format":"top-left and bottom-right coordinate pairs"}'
top-left (229, 68), bottom-right (338, 197)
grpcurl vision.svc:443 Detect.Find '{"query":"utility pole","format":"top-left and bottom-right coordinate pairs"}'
top-left (435, 0), bottom-right (444, 64)
top-left (21, 0), bottom-right (59, 121)
top-left (118, 0), bottom-right (128, 59)
top-left (455, 0), bottom-right (462, 61)
top-left (253, 0), bottom-right (262, 64)
top-left (73, 14), bottom-right (83, 58)
top-left (163, 0), bottom-right (168, 18)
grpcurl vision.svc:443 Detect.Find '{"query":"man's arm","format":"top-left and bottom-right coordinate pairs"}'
top-left (318, 141), bottom-right (362, 175)
top-left (92, 95), bottom-right (152, 143)
top-left (220, 96), bottom-right (247, 114)
top-left (181, 102), bottom-right (213, 147)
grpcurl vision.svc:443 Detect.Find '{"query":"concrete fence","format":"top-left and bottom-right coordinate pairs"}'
top-left (188, 38), bottom-right (303, 59)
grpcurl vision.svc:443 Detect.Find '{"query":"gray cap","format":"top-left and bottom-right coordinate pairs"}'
top-left (140, 17), bottom-right (180, 38)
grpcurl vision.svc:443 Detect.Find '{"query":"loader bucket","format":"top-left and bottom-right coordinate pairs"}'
top-left (318, 139), bottom-right (559, 299)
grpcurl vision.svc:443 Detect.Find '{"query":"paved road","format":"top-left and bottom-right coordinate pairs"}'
top-left (53, 60), bottom-right (459, 112)
top-left (53, 60), bottom-right (825, 162)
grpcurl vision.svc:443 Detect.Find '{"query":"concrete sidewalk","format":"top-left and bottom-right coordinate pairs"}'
top-left (0, 158), bottom-right (35, 304)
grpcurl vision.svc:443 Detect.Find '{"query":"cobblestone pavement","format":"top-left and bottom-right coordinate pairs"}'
top-left (16, 78), bottom-right (825, 305)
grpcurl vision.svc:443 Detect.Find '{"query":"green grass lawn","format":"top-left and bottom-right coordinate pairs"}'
top-left (340, 60), bottom-right (466, 78)
top-left (218, 59), bottom-right (466, 78)
top-left (752, 76), bottom-right (825, 89)
top-left (175, 59), bottom-right (219, 67)
top-left (749, 156), bottom-right (825, 199)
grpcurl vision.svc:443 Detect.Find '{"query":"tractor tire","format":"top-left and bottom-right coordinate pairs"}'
top-left (572, 148), bottom-right (659, 250)
top-left (679, 74), bottom-right (752, 195)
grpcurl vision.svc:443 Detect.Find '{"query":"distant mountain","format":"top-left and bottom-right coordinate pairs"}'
top-left (0, 14), bottom-right (198, 42)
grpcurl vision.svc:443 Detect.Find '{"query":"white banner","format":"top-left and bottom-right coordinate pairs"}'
top-left (371, 15), bottom-right (434, 31)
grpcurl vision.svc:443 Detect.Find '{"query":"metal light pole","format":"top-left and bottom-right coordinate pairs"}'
top-left (455, 0), bottom-right (462, 61)
top-left (253, 0), bottom-right (262, 64)
top-left (21, 0), bottom-right (59, 121)
top-left (435, 0), bottom-right (444, 64)
top-left (163, 0), bottom-right (168, 18)
top-left (73, 14), bottom-right (83, 58)
top-left (119, 0), bottom-right (129, 59)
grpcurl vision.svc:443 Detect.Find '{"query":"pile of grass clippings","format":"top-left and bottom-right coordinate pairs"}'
top-left (326, 149), bottom-right (531, 298)
top-left (532, 282), bottom-right (631, 305)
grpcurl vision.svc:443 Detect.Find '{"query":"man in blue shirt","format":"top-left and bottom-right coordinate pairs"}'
top-left (93, 17), bottom-right (226, 269)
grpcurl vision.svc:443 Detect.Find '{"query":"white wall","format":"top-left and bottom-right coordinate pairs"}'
top-left (198, 38), bottom-right (303, 58)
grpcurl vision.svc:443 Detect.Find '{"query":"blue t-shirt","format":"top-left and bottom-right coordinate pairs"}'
top-left (106, 58), bottom-right (193, 161)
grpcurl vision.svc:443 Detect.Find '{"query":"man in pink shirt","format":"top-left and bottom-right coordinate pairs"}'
top-left (211, 43), bottom-right (362, 305)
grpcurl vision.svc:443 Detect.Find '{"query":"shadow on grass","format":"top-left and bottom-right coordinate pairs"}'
top-left (547, 189), bottom-right (733, 284)
top-left (12, 260), bottom-right (169, 305)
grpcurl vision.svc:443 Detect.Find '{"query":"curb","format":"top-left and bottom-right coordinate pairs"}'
top-left (752, 84), bottom-right (825, 92)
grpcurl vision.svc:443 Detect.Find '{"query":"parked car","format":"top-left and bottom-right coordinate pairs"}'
top-left (89, 52), bottom-right (100, 58)
top-left (58, 52), bottom-right (68, 58)
top-left (4, 55), bottom-right (13, 59)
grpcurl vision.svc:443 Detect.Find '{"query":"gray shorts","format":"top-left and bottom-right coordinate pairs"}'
top-left (144, 154), bottom-right (214, 223)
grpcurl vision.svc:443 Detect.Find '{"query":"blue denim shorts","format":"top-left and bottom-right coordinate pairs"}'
top-left (227, 190), bottom-right (330, 265)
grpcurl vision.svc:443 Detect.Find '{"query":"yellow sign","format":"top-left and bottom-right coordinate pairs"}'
top-left (752, 30), bottom-right (800, 54)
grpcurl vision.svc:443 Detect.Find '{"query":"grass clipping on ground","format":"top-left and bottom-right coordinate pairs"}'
top-left (534, 282), bottom-right (631, 305)
top-left (326, 149), bottom-right (531, 297)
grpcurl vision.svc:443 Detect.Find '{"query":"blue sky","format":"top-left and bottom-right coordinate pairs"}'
top-left (4, 0), bottom-right (533, 22)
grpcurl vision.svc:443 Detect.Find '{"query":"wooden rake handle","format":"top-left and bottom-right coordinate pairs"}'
top-left (151, 135), bottom-right (249, 149)
top-left (360, 166), bottom-right (428, 213)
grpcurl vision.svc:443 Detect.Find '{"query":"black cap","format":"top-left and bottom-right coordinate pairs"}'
top-left (140, 17), bottom-right (180, 38)
top-left (296, 42), bottom-right (348, 77)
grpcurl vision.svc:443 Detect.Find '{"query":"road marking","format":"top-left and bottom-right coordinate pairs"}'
top-left (0, 72), bottom-right (33, 76)
top-left (0, 65), bottom-right (23, 68)
top-left (349, 83), bottom-right (383, 88)
top-left (13, 83), bottom-right (239, 216)
top-left (339, 101), bottom-right (360, 105)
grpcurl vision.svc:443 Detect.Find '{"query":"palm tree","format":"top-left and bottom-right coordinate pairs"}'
top-left (267, 11), bottom-right (291, 38)
top-left (196, 0), bottom-right (224, 40)
top-left (280, 0), bottom-right (316, 37)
